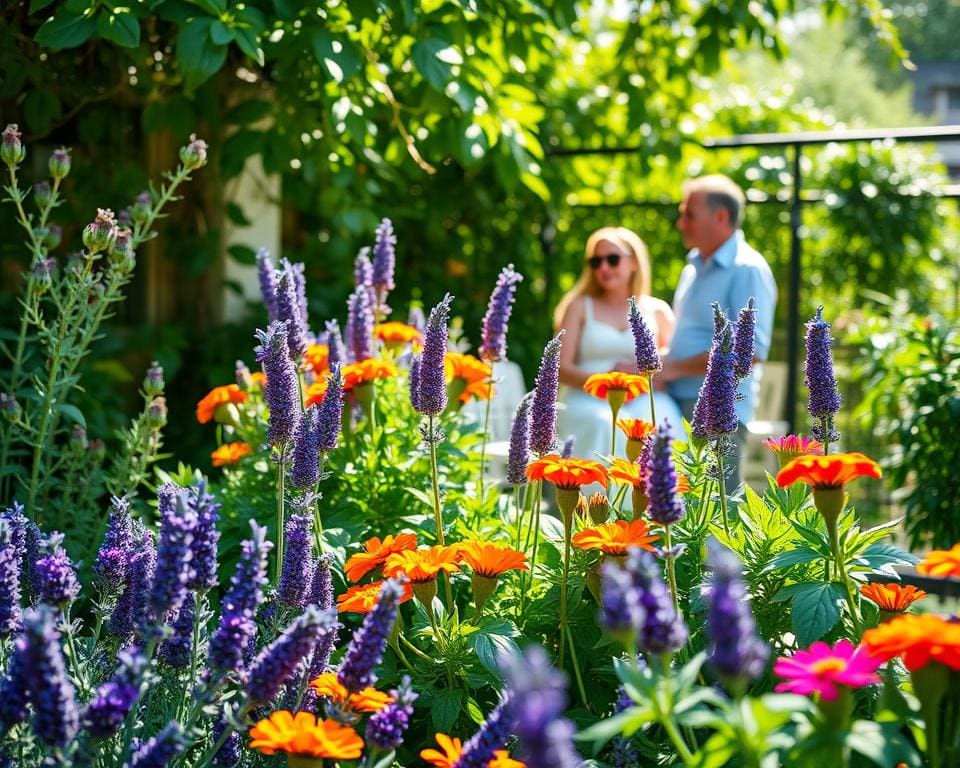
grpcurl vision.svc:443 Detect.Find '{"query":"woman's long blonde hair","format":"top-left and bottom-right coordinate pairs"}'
top-left (552, 227), bottom-right (652, 330)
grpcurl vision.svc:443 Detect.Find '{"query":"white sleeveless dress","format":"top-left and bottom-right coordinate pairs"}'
top-left (556, 296), bottom-right (684, 466)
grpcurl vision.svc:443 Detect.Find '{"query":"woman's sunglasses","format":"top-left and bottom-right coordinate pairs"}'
top-left (588, 253), bottom-right (622, 269)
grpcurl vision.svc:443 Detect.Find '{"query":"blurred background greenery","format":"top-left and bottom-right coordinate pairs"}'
top-left (1, 0), bottom-right (958, 537)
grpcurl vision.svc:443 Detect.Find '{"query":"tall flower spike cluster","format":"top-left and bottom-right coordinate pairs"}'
top-left (691, 305), bottom-right (738, 439)
top-left (256, 249), bottom-right (279, 323)
top-left (129, 720), bottom-right (186, 767)
top-left (500, 645), bottom-right (582, 768)
top-left (804, 306), bottom-right (841, 445)
top-left (94, 498), bottom-right (135, 590)
top-left (506, 394), bottom-right (532, 486)
top-left (628, 296), bottom-right (662, 373)
top-left (276, 262), bottom-right (309, 360)
top-left (455, 697), bottom-right (514, 768)
top-left (732, 297), bottom-right (757, 380)
top-left (529, 331), bottom-right (564, 455)
top-left (644, 422), bottom-right (686, 526)
top-left (347, 285), bottom-right (375, 362)
top-left (365, 675), bottom-right (417, 750)
top-left (354, 247), bottom-right (374, 293)
top-left (372, 217), bottom-right (397, 311)
top-left (34, 532), bottom-right (80, 608)
top-left (291, 407), bottom-right (322, 490)
top-left (255, 321), bottom-right (300, 447)
top-left (0, 521), bottom-right (22, 637)
top-left (479, 264), bottom-right (523, 363)
top-left (109, 529), bottom-right (156, 639)
top-left (414, 293), bottom-right (454, 417)
top-left (147, 485), bottom-right (197, 627)
top-left (278, 513), bottom-right (314, 608)
top-left (325, 319), bottom-right (347, 370)
top-left (316, 365), bottom-right (345, 452)
top-left (622, 548), bottom-right (688, 655)
top-left (82, 646), bottom-right (144, 738)
top-left (706, 542), bottom-right (769, 690)
top-left (337, 577), bottom-right (406, 693)
top-left (185, 481), bottom-right (220, 591)
top-left (159, 592), bottom-right (195, 667)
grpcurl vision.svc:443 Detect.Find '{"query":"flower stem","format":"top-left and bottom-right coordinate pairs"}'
top-left (476, 365), bottom-right (494, 500)
top-left (427, 415), bottom-right (453, 611)
top-left (664, 525), bottom-right (679, 613)
top-left (715, 440), bottom-right (730, 537)
top-left (275, 451), bottom-right (286, 583)
top-left (648, 373), bottom-right (657, 425)
top-left (827, 519), bottom-right (863, 637)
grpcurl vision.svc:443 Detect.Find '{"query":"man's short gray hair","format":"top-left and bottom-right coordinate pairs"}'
top-left (682, 174), bottom-right (746, 227)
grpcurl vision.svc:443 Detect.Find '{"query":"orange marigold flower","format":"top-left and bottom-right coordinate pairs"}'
top-left (917, 545), bottom-right (960, 579)
top-left (303, 343), bottom-right (329, 374)
top-left (860, 583), bottom-right (927, 613)
top-left (248, 710), bottom-right (364, 759)
top-left (196, 384), bottom-right (247, 424)
top-left (376, 322), bottom-right (423, 345)
top-left (211, 442), bottom-right (252, 467)
top-left (761, 435), bottom-right (824, 466)
top-left (341, 359), bottom-right (398, 391)
top-left (616, 418), bottom-right (656, 440)
top-left (304, 380), bottom-right (327, 409)
top-left (775, 452), bottom-right (882, 490)
top-left (572, 519), bottom-right (659, 555)
top-left (383, 545), bottom-right (462, 583)
top-left (445, 352), bottom-right (493, 403)
top-left (344, 533), bottom-right (419, 582)
top-left (608, 458), bottom-right (689, 493)
top-left (308, 672), bottom-right (393, 712)
top-left (337, 581), bottom-right (414, 614)
top-left (583, 372), bottom-right (650, 402)
top-left (421, 734), bottom-right (525, 768)
top-left (454, 541), bottom-right (528, 577)
top-left (525, 455), bottom-right (609, 489)
top-left (861, 613), bottom-right (960, 671)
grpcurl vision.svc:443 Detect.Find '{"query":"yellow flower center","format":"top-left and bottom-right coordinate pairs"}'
top-left (811, 657), bottom-right (847, 676)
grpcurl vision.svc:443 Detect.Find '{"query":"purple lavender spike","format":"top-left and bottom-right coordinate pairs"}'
top-left (529, 331), bottom-right (564, 455)
top-left (34, 533), bottom-right (80, 608)
top-left (185, 482), bottom-right (219, 591)
top-left (415, 294), bottom-right (453, 417)
top-left (290, 407), bottom-right (321, 490)
top-left (456, 697), bottom-right (514, 768)
top-left (82, 647), bottom-right (144, 738)
top-left (347, 285), bottom-right (375, 362)
top-left (626, 549), bottom-right (687, 655)
top-left (337, 578), bottom-right (405, 693)
top-left (316, 365), bottom-right (344, 453)
top-left (354, 247), bottom-right (374, 291)
top-left (276, 264), bottom-right (309, 360)
top-left (365, 675), bottom-right (417, 750)
top-left (644, 422), bottom-right (686, 526)
top-left (0, 521), bottom-right (21, 637)
top-left (95, 497), bottom-right (135, 590)
top-left (372, 218), bottom-right (397, 312)
top-left (255, 321), bottom-right (300, 447)
top-left (479, 264), bottom-right (523, 363)
top-left (324, 319), bottom-right (346, 370)
top-left (109, 530), bottom-right (155, 639)
top-left (408, 355), bottom-right (422, 412)
top-left (158, 592), bottom-right (195, 668)
top-left (691, 315), bottom-right (738, 439)
top-left (804, 306), bottom-right (842, 443)
top-left (278, 514), bottom-right (314, 609)
top-left (256, 249), bottom-right (279, 323)
top-left (506, 394), bottom-right (532, 486)
top-left (19, 606), bottom-right (79, 747)
top-left (732, 297), bottom-right (756, 381)
top-left (129, 720), bottom-right (186, 767)
top-left (146, 486), bottom-right (197, 627)
top-left (628, 296), bottom-right (661, 373)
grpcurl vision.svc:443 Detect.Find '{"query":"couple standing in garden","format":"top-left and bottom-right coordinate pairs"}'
top-left (555, 173), bottom-right (778, 493)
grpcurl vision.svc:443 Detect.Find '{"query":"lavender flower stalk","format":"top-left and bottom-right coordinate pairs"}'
top-left (128, 720), bottom-right (186, 767)
top-left (0, 521), bottom-right (22, 637)
top-left (146, 486), bottom-right (197, 626)
top-left (212, 716), bottom-right (242, 767)
top-left (626, 549), bottom-right (688, 655)
top-left (365, 675), bottom-right (417, 750)
top-left (207, 523), bottom-right (272, 677)
top-left (691, 316), bottom-right (737, 439)
top-left (347, 285), bottom-right (375, 361)
top-left (109, 531), bottom-right (156, 639)
top-left (34, 533), bottom-right (80, 608)
top-left (306, 554), bottom-right (338, 678)
top-left (408, 355), bottom-right (422, 412)
top-left (185, 482), bottom-right (220, 591)
top-left (337, 578), bottom-right (405, 693)
top-left (324, 319), bottom-right (346, 369)
top-left (529, 331), bottom-right (564, 455)
top-left (289, 259), bottom-right (308, 331)
top-left (354, 247), bottom-right (374, 292)
top-left (644, 423), bottom-right (685, 526)
top-left (245, 606), bottom-right (337, 704)
top-left (455, 697), bottom-right (514, 768)
top-left (0, 641), bottom-right (29, 730)
top-left (706, 542), bottom-right (769, 690)
top-left (415, 294), bottom-right (454, 417)
top-left (256, 249), bottom-right (279, 323)
top-left (628, 296), bottom-right (662, 373)
top-left (600, 560), bottom-right (644, 643)
top-left (316, 365), bottom-right (344, 452)
top-left (506, 394), bottom-right (532, 486)
top-left (158, 592), bottom-right (195, 668)
top-left (372, 217), bottom-right (397, 313)
top-left (732, 297), bottom-right (757, 380)
top-left (479, 264), bottom-right (523, 363)
top-left (560, 435), bottom-right (575, 459)
top-left (19, 606), bottom-right (79, 747)
top-left (804, 306), bottom-right (841, 446)
top-left (82, 647), bottom-right (144, 738)
top-left (255, 321), bottom-right (300, 447)
top-left (276, 264), bottom-right (309, 360)
top-left (408, 305), bottom-right (426, 333)
top-left (278, 514), bottom-right (314, 608)
top-left (290, 407), bottom-right (321, 490)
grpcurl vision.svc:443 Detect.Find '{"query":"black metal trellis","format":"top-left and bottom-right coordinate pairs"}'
top-left (546, 124), bottom-right (960, 433)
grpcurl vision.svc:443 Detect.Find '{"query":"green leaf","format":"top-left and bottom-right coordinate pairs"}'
top-left (854, 542), bottom-right (917, 576)
top-left (791, 582), bottom-right (844, 645)
top-left (176, 17), bottom-right (227, 90)
top-left (220, 129), bottom-right (264, 179)
top-left (845, 719), bottom-right (922, 767)
top-left (431, 689), bottom-right (463, 733)
top-left (209, 19), bottom-right (232, 45)
top-left (30, 0), bottom-right (58, 13)
top-left (225, 202), bottom-right (252, 226)
top-left (56, 403), bottom-right (86, 429)
top-left (311, 31), bottom-right (361, 84)
top-left (35, 11), bottom-right (97, 50)
top-left (232, 26), bottom-right (264, 66)
top-left (405, 486), bottom-right (434, 509)
top-left (577, 706), bottom-right (654, 750)
top-left (227, 244), bottom-right (257, 265)
top-left (539, 512), bottom-right (565, 540)
top-left (97, 9), bottom-right (140, 48)
top-left (470, 631), bottom-right (519, 675)
top-left (764, 546), bottom-right (823, 572)
top-left (412, 38), bottom-right (454, 90)
top-left (691, 731), bottom-right (738, 768)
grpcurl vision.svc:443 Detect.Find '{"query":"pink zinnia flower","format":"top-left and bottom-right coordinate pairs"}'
top-left (761, 435), bottom-right (824, 468)
top-left (774, 640), bottom-right (882, 700)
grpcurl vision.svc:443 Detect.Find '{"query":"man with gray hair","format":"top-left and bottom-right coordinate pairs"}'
top-left (660, 174), bottom-right (777, 495)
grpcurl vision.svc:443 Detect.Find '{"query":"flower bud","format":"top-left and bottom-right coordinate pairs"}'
top-left (0, 393), bottom-right (21, 421)
top-left (43, 224), bottom-right (62, 250)
top-left (70, 424), bottom-right (89, 452)
top-left (31, 257), bottom-right (56, 294)
top-left (143, 363), bottom-right (164, 397)
top-left (48, 147), bottom-right (71, 180)
top-left (117, 208), bottom-right (133, 228)
top-left (34, 180), bottom-right (52, 208)
top-left (588, 492), bottom-right (610, 525)
top-left (574, 493), bottom-right (588, 518)
top-left (131, 191), bottom-right (152, 224)
top-left (82, 209), bottom-right (118, 254)
top-left (88, 438), bottom-right (106, 463)
top-left (1, 124), bottom-right (25, 168)
top-left (146, 397), bottom-right (168, 429)
top-left (179, 134), bottom-right (208, 171)
top-left (108, 228), bottom-right (134, 264)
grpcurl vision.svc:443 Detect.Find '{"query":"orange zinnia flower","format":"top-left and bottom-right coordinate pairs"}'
top-left (196, 384), bottom-right (247, 424)
top-left (583, 372), bottom-right (650, 402)
top-left (304, 380), bottom-right (327, 408)
top-left (525, 455), bottom-right (609, 489)
top-left (376, 322), bottom-right (423, 345)
top-left (210, 442), bottom-right (252, 467)
top-left (572, 519), bottom-right (659, 555)
top-left (609, 458), bottom-right (647, 488)
top-left (421, 734), bottom-right (525, 768)
top-left (454, 541), bottom-right (528, 577)
top-left (861, 613), bottom-right (960, 671)
top-left (337, 581), bottom-right (414, 614)
top-left (308, 672), bottom-right (393, 712)
top-left (775, 452), bottom-right (882, 490)
top-left (344, 533), bottom-right (419, 582)
top-left (917, 545), bottom-right (960, 579)
top-left (445, 352), bottom-right (493, 403)
top-left (761, 435), bottom-right (824, 467)
top-left (341, 359), bottom-right (398, 391)
top-left (303, 343), bottom-right (329, 374)
top-left (616, 418), bottom-right (656, 441)
top-left (384, 545), bottom-right (462, 583)
top-left (860, 583), bottom-right (927, 613)
top-left (248, 710), bottom-right (364, 759)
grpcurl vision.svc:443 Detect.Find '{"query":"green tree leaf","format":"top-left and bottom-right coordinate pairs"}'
top-left (791, 582), bottom-right (844, 646)
top-left (97, 9), bottom-right (140, 48)
top-left (312, 31), bottom-right (362, 84)
top-left (35, 11), bottom-right (97, 50)
top-left (56, 403), bottom-right (86, 429)
top-left (412, 38), bottom-right (455, 90)
top-left (232, 26), bottom-right (264, 66)
top-left (431, 689), bottom-right (463, 733)
top-left (176, 17), bottom-right (227, 90)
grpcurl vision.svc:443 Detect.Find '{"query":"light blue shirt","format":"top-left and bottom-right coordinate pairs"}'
top-left (666, 231), bottom-right (777, 425)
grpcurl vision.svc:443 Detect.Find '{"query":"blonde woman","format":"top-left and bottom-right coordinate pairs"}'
top-left (554, 227), bottom-right (683, 463)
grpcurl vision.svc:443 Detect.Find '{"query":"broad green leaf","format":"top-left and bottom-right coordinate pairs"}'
top-left (845, 719), bottom-right (922, 767)
top-left (764, 546), bottom-right (823, 572)
top-left (312, 31), bottom-right (362, 84)
top-left (470, 630), bottom-right (519, 675)
top-left (30, 0), bottom-right (58, 12)
top-left (691, 731), bottom-right (738, 768)
top-left (232, 26), bottom-right (265, 66)
top-left (431, 688), bottom-right (463, 732)
top-left (404, 486), bottom-right (434, 509)
top-left (576, 706), bottom-right (655, 750)
top-left (176, 18), bottom-right (227, 90)
top-left (791, 582), bottom-right (844, 645)
top-left (35, 11), bottom-right (96, 50)
top-left (56, 403), bottom-right (86, 429)
top-left (412, 38), bottom-right (454, 90)
top-left (225, 202), bottom-right (252, 226)
top-left (97, 9), bottom-right (140, 48)
top-left (209, 20), bottom-right (233, 46)
top-left (227, 244), bottom-right (257, 265)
